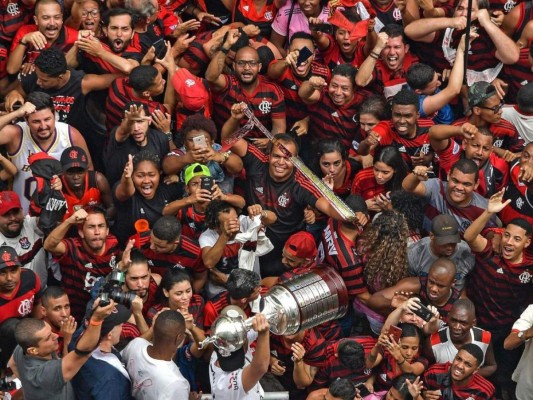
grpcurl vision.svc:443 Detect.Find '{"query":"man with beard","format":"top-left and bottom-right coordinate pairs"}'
top-left (59, 146), bottom-right (115, 221)
top-left (207, 29), bottom-right (286, 140)
top-left (424, 344), bottom-right (495, 400)
top-left (0, 191), bottom-right (47, 283)
top-left (429, 122), bottom-right (509, 198)
top-left (356, 25), bottom-right (418, 99)
top-left (44, 207), bottom-right (121, 322)
top-left (426, 299), bottom-right (496, 378)
top-left (402, 159), bottom-right (496, 233)
top-left (40, 286), bottom-right (76, 357)
top-left (464, 190), bottom-right (533, 399)
top-left (0, 92), bottom-right (92, 212)
top-left (104, 102), bottom-right (170, 186)
top-left (7, 0), bottom-right (78, 76)
top-left (267, 32), bottom-right (330, 129)
top-left (67, 8), bottom-right (141, 75)
top-left (451, 82), bottom-right (524, 161)
top-left (407, 214), bottom-right (474, 291)
top-left (358, 88), bottom-right (434, 169)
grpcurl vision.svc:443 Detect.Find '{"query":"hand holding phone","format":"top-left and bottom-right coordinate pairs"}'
top-left (412, 300), bottom-right (434, 322)
top-left (192, 135), bottom-right (208, 149)
top-left (355, 383), bottom-right (371, 397)
top-left (388, 325), bottom-right (403, 343)
top-left (296, 46), bottom-right (313, 66)
top-left (310, 23), bottom-right (333, 34)
top-left (200, 176), bottom-right (214, 194)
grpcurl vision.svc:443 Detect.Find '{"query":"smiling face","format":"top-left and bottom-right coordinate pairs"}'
top-left (27, 108), bottom-right (56, 143)
top-left (164, 280), bottom-right (193, 311)
top-left (132, 160), bottom-right (160, 200)
top-left (462, 132), bottom-right (493, 167)
top-left (0, 208), bottom-right (24, 238)
top-left (381, 36), bottom-right (409, 72)
top-left (103, 13), bottom-right (134, 53)
top-left (35, 2), bottom-right (63, 42)
top-left (450, 349), bottom-right (479, 384)
top-left (328, 74), bottom-right (355, 107)
top-left (289, 38), bottom-right (315, 78)
top-left (501, 224), bottom-right (531, 263)
top-left (269, 141), bottom-right (296, 182)
top-left (446, 169), bottom-right (479, 206)
top-left (298, 0), bottom-right (322, 17)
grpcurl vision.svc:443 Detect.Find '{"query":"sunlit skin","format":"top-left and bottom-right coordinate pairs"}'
top-left (233, 48), bottom-right (261, 88)
top-left (381, 36), bottom-right (409, 73)
top-left (0, 266), bottom-right (21, 295)
top-left (392, 104), bottom-right (419, 138)
top-left (269, 141), bottom-right (296, 182)
top-left (426, 268), bottom-right (455, 305)
top-left (359, 113), bottom-right (381, 135)
top-left (448, 307), bottom-right (475, 343)
top-left (164, 280), bottom-right (193, 311)
top-left (124, 262), bottom-right (150, 299)
top-left (328, 75), bottom-right (355, 107)
top-left (80, 0), bottom-right (101, 33)
top-left (132, 161), bottom-right (160, 200)
top-left (34, 3), bottom-right (63, 42)
top-left (373, 161), bottom-right (394, 186)
top-left (103, 14), bottom-right (134, 53)
top-left (26, 108), bottom-right (56, 143)
top-left (42, 294), bottom-right (71, 329)
top-left (446, 169), bottom-right (479, 207)
top-left (462, 132), bottom-right (493, 167)
top-left (79, 213), bottom-right (109, 254)
top-left (500, 224), bottom-right (531, 263)
top-left (450, 349), bottom-right (479, 385)
top-left (150, 232), bottom-right (179, 254)
top-left (289, 38), bottom-right (315, 78)
top-left (319, 151), bottom-right (346, 184)
top-left (0, 208), bottom-right (24, 237)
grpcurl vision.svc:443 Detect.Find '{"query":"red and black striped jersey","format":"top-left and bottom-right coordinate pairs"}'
top-left (273, 59), bottom-right (330, 125)
top-left (372, 53), bottom-right (419, 99)
top-left (419, 275), bottom-right (461, 324)
top-left (11, 25), bottom-right (78, 65)
top-left (373, 120), bottom-right (434, 168)
top-left (500, 161), bottom-right (533, 227)
top-left (181, 30), bottom-right (213, 76)
top-left (133, 229), bottom-right (205, 277)
top-left (177, 204), bottom-right (206, 241)
top-left (371, 0), bottom-right (403, 27)
top-left (307, 89), bottom-right (367, 150)
top-left (434, 138), bottom-right (509, 197)
top-left (510, 1), bottom-right (533, 41)
top-left (232, 0), bottom-right (276, 37)
top-left (452, 117), bottom-right (525, 153)
top-left (0, 46), bottom-right (6, 80)
top-left (376, 349), bottom-right (428, 390)
top-left (319, 218), bottom-right (367, 298)
top-left (55, 236), bottom-right (121, 322)
top-left (0, 0), bottom-right (33, 45)
top-left (501, 47), bottom-right (533, 104)
top-left (351, 166), bottom-right (386, 200)
top-left (321, 37), bottom-right (367, 71)
top-left (147, 293), bottom-right (205, 328)
top-left (0, 269), bottom-right (41, 324)
top-left (105, 77), bottom-right (168, 133)
top-left (467, 240), bottom-right (533, 330)
top-left (310, 336), bottom-right (376, 390)
top-left (424, 362), bottom-right (496, 399)
top-left (78, 39), bottom-right (142, 75)
top-left (212, 74), bottom-right (285, 138)
top-left (203, 291), bottom-right (252, 333)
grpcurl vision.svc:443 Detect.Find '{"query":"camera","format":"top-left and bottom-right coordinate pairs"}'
top-left (0, 376), bottom-right (16, 392)
top-left (98, 270), bottom-right (136, 308)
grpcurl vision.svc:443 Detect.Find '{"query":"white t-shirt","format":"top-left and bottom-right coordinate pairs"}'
top-left (511, 304), bottom-right (533, 400)
top-left (501, 105), bottom-right (533, 145)
top-left (208, 331), bottom-right (263, 400)
top-left (0, 215), bottom-right (47, 284)
top-left (121, 338), bottom-right (190, 400)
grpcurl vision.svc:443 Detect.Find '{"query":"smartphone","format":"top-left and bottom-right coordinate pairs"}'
top-left (153, 38), bottom-right (167, 59)
top-left (355, 383), bottom-right (371, 397)
top-left (388, 325), bottom-right (403, 343)
top-left (277, 360), bottom-right (285, 368)
top-left (412, 301), bottom-right (433, 322)
top-left (201, 176), bottom-right (214, 193)
top-left (192, 135), bottom-right (208, 149)
top-left (296, 46), bottom-right (313, 65)
top-left (310, 23), bottom-right (333, 34)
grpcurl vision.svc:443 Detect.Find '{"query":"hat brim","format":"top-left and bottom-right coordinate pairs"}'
top-left (215, 347), bottom-right (245, 372)
top-left (62, 162), bottom-right (88, 172)
top-left (434, 234), bottom-right (460, 245)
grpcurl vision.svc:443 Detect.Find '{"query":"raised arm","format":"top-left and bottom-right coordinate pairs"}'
top-left (476, 9), bottom-right (519, 64)
top-left (402, 165), bottom-right (431, 196)
top-left (404, 16), bottom-right (466, 43)
top-left (114, 154), bottom-right (135, 202)
top-left (355, 32), bottom-right (388, 88)
top-left (205, 29), bottom-right (240, 90)
top-left (429, 122), bottom-right (477, 152)
top-left (242, 314), bottom-right (270, 392)
top-left (44, 208), bottom-right (89, 255)
top-left (298, 76), bottom-right (326, 105)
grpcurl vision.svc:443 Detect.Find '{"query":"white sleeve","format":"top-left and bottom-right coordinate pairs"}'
top-left (199, 230), bottom-right (218, 249)
top-left (512, 305), bottom-right (533, 331)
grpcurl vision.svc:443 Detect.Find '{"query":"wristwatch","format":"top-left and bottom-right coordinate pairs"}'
top-left (518, 331), bottom-right (527, 340)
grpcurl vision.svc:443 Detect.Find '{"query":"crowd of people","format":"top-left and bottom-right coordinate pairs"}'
top-left (0, 0), bottom-right (532, 398)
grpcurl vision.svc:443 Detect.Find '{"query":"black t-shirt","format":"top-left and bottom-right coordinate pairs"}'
top-left (242, 145), bottom-right (319, 241)
top-left (112, 182), bottom-right (182, 245)
top-left (104, 127), bottom-right (170, 186)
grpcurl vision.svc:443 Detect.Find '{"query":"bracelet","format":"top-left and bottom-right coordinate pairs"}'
top-left (19, 40), bottom-right (28, 47)
top-left (397, 358), bottom-right (406, 365)
top-left (221, 150), bottom-right (231, 164)
top-left (261, 210), bottom-right (268, 219)
top-left (369, 51), bottom-right (380, 60)
top-left (89, 319), bottom-right (103, 326)
top-left (74, 347), bottom-right (93, 356)
top-left (220, 47), bottom-right (230, 54)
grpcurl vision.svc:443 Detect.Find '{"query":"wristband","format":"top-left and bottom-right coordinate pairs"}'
top-left (221, 150), bottom-right (231, 164)
top-left (19, 40), bottom-right (28, 47)
top-left (89, 319), bottom-right (103, 326)
top-left (220, 47), bottom-right (230, 54)
top-left (74, 347), bottom-right (93, 356)
top-left (369, 51), bottom-right (380, 60)
top-left (261, 210), bottom-right (268, 219)
top-left (397, 358), bottom-right (406, 365)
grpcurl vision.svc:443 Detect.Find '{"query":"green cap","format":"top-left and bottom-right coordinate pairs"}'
top-left (184, 163), bottom-right (211, 185)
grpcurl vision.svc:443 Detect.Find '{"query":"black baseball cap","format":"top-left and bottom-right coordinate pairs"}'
top-left (60, 146), bottom-right (89, 171)
top-left (0, 246), bottom-right (21, 270)
top-left (431, 214), bottom-right (460, 245)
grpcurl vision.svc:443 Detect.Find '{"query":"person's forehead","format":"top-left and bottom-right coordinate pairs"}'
top-left (392, 104), bottom-right (416, 113)
top-left (109, 14), bottom-right (132, 25)
top-left (387, 35), bottom-right (405, 46)
top-left (456, 349), bottom-right (476, 364)
top-left (37, 3), bottom-right (62, 15)
top-left (290, 38), bottom-right (314, 51)
top-left (235, 48), bottom-right (259, 61)
top-left (450, 169), bottom-right (475, 182)
top-left (482, 94), bottom-right (501, 106)
top-left (85, 213), bottom-right (106, 224)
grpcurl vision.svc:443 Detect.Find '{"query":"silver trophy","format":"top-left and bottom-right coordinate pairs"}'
top-left (199, 266), bottom-right (348, 354)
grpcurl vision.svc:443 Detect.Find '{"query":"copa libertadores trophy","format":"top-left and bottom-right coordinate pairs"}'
top-left (199, 266), bottom-right (348, 355)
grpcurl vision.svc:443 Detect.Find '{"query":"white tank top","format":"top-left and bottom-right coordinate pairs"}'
top-left (9, 121), bottom-right (73, 213)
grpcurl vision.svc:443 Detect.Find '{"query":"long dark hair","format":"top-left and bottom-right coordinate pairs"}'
top-left (154, 269), bottom-right (192, 305)
top-left (374, 146), bottom-right (408, 191)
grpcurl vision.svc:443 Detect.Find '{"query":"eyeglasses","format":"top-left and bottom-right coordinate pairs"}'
top-left (477, 101), bottom-right (504, 113)
top-left (235, 60), bottom-right (259, 68)
top-left (81, 9), bottom-right (100, 18)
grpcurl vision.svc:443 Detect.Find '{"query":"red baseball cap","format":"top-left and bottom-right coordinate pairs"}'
top-left (284, 231), bottom-right (317, 259)
top-left (0, 191), bottom-right (22, 216)
top-left (171, 68), bottom-right (209, 112)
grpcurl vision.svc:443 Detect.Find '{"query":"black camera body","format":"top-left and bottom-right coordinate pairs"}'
top-left (98, 270), bottom-right (136, 308)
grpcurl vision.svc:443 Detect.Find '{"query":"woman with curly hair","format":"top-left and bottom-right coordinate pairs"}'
top-left (354, 210), bottom-right (410, 334)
